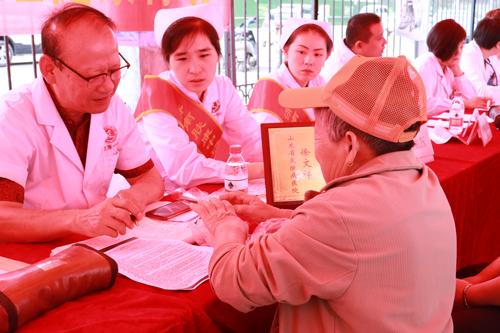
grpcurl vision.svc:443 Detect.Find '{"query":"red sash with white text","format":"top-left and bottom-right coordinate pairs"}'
top-left (248, 78), bottom-right (312, 123)
top-left (135, 76), bottom-right (222, 158)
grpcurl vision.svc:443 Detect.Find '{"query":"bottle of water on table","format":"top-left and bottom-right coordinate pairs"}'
top-left (224, 144), bottom-right (248, 192)
top-left (449, 96), bottom-right (465, 135)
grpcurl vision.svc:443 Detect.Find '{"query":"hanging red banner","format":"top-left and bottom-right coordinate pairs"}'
top-left (0, 0), bottom-right (229, 35)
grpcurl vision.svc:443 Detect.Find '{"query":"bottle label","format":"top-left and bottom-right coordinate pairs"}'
top-left (224, 177), bottom-right (248, 192)
top-left (449, 117), bottom-right (463, 128)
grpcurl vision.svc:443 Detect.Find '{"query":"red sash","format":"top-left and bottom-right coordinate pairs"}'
top-left (135, 76), bottom-right (222, 158)
top-left (248, 78), bottom-right (312, 123)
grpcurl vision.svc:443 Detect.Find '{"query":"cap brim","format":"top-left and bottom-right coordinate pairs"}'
top-left (278, 86), bottom-right (328, 109)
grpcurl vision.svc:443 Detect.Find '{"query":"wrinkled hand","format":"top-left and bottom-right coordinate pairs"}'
top-left (219, 191), bottom-right (289, 224)
top-left (73, 190), bottom-right (144, 238)
top-left (190, 198), bottom-right (245, 235)
top-left (464, 96), bottom-right (491, 109)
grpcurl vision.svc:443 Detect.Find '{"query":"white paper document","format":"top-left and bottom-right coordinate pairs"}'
top-left (0, 256), bottom-right (28, 274)
top-left (51, 215), bottom-right (195, 256)
top-left (106, 238), bottom-right (213, 290)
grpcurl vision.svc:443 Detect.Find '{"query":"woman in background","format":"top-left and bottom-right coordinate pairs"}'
top-left (248, 17), bottom-right (332, 123)
top-left (413, 19), bottom-right (489, 116)
top-left (453, 257), bottom-right (500, 332)
top-left (135, 4), bottom-right (263, 190)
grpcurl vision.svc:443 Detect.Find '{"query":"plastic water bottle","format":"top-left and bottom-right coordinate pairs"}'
top-left (224, 145), bottom-right (248, 192)
top-left (449, 97), bottom-right (465, 135)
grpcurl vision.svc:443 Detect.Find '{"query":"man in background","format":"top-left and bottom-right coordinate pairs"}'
top-left (321, 13), bottom-right (387, 78)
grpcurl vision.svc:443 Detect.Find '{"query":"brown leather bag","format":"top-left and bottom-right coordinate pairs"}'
top-left (0, 244), bottom-right (118, 332)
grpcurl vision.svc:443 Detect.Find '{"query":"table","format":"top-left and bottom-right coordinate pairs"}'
top-left (1, 128), bottom-right (498, 332)
top-left (0, 237), bottom-right (275, 332)
top-left (428, 126), bottom-right (500, 270)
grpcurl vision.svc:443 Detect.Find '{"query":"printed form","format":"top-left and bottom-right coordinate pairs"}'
top-left (107, 238), bottom-right (213, 290)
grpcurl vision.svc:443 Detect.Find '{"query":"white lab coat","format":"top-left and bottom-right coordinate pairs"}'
top-left (137, 71), bottom-right (262, 190)
top-left (250, 63), bottom-right (325, 124)
top-left (320, 39), bottom-right (355, 80)
top-left (460, 40), bottom-right (500, 103)
top-left (0, 78), bottom-right (150, 210)
top-left (413, 52), bottom-right (477, 116)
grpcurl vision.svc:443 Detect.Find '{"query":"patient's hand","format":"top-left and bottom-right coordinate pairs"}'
top-left (219, 192), bottom-right (293, 224)
top-left (247, 162), bottom-right (264, 179)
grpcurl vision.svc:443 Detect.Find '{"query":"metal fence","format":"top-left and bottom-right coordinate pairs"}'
top-left (231, 0), bottom-right (499, 102)
top-left (1, 0), bottom-right (499, 104)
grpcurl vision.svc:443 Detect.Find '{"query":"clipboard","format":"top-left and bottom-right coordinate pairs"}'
top-left (261, 122), bottom-right (325, 209)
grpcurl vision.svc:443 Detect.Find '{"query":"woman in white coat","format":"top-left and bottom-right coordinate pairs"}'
top-left (247, 18), bottom-right (332, 123)
top-left (135, 4), bottom-right (263, 190)
top-left (413, 19), bottom-right (489, 116)
top-left (460, 17), bottom-right (500, 103)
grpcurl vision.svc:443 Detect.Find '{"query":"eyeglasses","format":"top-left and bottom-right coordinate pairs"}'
top-left (485, 59), bottom-right (497, 87)
top-left (51, 52), bottom-right (130, 87)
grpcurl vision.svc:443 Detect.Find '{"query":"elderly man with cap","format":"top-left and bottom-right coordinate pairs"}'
top-left (192, 56), bottom-right (456, 332)
top-left (248, 17), bottom-right (333, 123)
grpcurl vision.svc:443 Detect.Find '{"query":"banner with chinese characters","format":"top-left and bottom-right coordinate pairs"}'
top-left (0, 0), bottom-right (229, 35)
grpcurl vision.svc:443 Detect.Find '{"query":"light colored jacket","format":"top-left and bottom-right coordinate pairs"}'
top-left (320, 39), bottom-right (355, 79)
top-left (210, 150), bottom-right (456, 333)
top-left (460, 40), bottom-right (500, 103)
top-left (414, 52), bottom-right (477, 116)
top-left (137, 71), bottom-right (262, 190)
top-left (0, 78), bottom-right (149, 210)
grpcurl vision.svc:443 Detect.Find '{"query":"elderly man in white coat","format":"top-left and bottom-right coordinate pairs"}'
top-left (0, 4), bottom-right (164, 242)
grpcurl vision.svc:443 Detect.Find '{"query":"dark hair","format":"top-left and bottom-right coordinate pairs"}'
top-left (314, 107), bottom-right (416, 155)
top-left (345, 13), bottom-right (381, 48)
top-left (485, 8), bottom-right (500, 19)
top-left (426, 19), bottom-right (466, 61)
top-left (473, 17), bottom-right (500, 50)
top-left (41, 3), bottom-right (116, 58)
top-left (283, 23), bottom-right (333, 55)
top-left (161, 17), bottom-right (221, 63)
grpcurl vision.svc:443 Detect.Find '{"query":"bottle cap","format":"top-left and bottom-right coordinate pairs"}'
top-left (229, 144), bottom-right (242, 154)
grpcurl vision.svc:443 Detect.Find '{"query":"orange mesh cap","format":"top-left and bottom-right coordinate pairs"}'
top-left (279, 55), bottom-right (428, 142)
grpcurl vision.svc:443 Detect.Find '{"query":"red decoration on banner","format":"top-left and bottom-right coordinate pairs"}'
top-left (0, 0), bottom-right (229, 35)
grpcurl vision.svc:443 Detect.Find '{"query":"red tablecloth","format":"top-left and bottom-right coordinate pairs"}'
top-left (0, 237), bottom-right (275, 333)
top-left (1, 128), bottom-right (499, 332)
top-left (428, 127), bottom-right (500, 270)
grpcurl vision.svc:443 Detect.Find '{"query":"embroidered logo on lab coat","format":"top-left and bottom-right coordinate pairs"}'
top-left (211, 100), bottom-right (221, 114)
top-left (104, 125), bottom-right (118, 151)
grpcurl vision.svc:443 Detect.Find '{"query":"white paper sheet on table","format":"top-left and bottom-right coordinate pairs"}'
top-left (51, 214), bottom-right (196, 257)
top-left (0, 256), bottom-right (28, 274)
top-left (427, 110), bottom-right (493, 145)
top-left (106, 238), bottom-right (213, 290)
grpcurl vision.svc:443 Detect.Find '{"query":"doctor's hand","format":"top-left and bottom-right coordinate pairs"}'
top-left (219, 192), bottom-right (293, 224)
top-left (248, 162), bottom-right (264, 179)
top-left (464, 96), bottom-right (491, 110)
top-left (73, 195), bottom-right (141, 238)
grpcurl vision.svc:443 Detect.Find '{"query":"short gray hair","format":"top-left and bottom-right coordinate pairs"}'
top-left (314, 107), bottom-right (417, 156)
